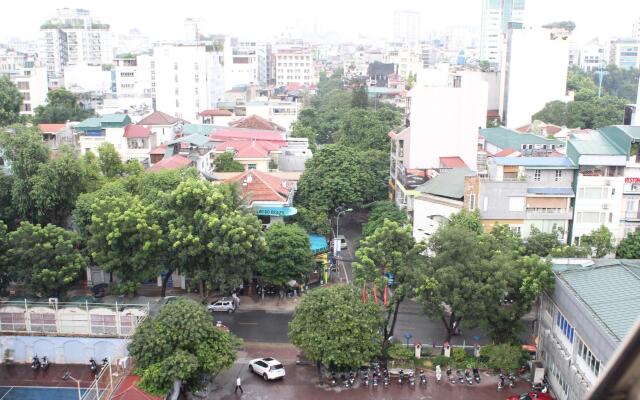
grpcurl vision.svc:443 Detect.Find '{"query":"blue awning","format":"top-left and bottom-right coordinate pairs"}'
top-left (308, 234), bottom-right (329, 254)
top-left (255, 206), bottom-right (297, 217)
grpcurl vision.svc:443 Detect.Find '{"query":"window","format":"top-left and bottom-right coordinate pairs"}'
top-left (91, 314), bottom-right (117, 335)
top-left (577, 212), bottom-right (602, 223)
top-left (483, 197), bottom-right (488, 212)
top-left (508, 197), bottom-right (525, 212)
top-left (534, 169), bottom-right (541, 182)
top-left (30, 313), bottom-right (56, 333)
top-left (469, 193), bottom-right (476, 210)
top-left (175, 100), bottom-right (180, 107)
top-left (248, 163), bottom-right (257, 170)
top-left (555, 170), bottom-right (562, 181)
top-left (175, 75), bottom-right (179, 83)
top-left (579, 187), bottom-right (608, 199)
top-left (578, 339), bottom-right (602, 377)
top-left (556, 311), bottom-right (574, 343)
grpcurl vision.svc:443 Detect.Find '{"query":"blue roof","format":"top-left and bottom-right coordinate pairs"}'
top-left (492, 157), bottom-right (576, 168)
top-left (308, 234), bottom-right (329, 254)
top-left (527, 187), bottom-right (575, 196)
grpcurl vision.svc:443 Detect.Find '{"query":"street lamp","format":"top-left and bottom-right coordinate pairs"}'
top-left (62, 372), bottom-right (82, 400)
top-left (334, 207), bottom-right (353, 256)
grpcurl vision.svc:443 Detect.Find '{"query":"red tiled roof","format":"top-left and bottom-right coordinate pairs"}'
top-left (387, 130), bottom-right (397, 139)
top-left (215, 140), bottom-right (282, 159)
top-left (226, 170), bottom-right (292, 203)
top-left (138, 111), bottom-right (179, 126)
top-left (37, 124), bottom-right (66, 133)
top-left (200, 109), bottom-right (233, 117)
top-left (150, 144), bottom-right (168, 155)
top-left (439, 156), bottom-right (468, 168)
top-left (112, 375), bottom-right (162, 400)
top-left (229, 115), bottom-right (285, 132)
top-left (123, 124), bottom-right (151, 138)
top-left (149, 155), bottom-right (193, 171)
top-left (210, 128), bottom-right (286, 143)
top-left (494, 148), bottom-right (518, 157)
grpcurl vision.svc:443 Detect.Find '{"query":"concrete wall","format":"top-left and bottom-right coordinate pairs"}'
top-left (0, 335), bottom-right (128, 364)
top-left (478, 180), bottom-right (527, 220)
top-left (525, 168), bottom-right (574, 187)
top-left (412, 195), bottom-right (462, 242)
top-left (572, 175), bottom-right (625, 242)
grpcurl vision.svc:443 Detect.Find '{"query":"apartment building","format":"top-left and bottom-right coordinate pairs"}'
top-left (479, 0), bottom-right (525, 67)
top-left (113, 54), bottom-right (152, 98)
top-left (464, 157), bottom-right (576, 241)
top-left (538, 258), bottom-right (640, 400)
top-left (1, 59), bottom-right (49, 116)
top-left (578, 39), bottom-right (607, 72)
top-left (609, 38), bottom-right (640, 69)
top-left (223, 37), bottom-right (271, 89)
top-left (273, 46), bottom-right (316, 87)
top-left (392, 10), bottom-right (421, 45)
top-left (383, 49), bottom-right (422, 80)
top-left (500, 27), bottom-right (570, 128)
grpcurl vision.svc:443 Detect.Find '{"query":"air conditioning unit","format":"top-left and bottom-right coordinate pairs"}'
top-left (602, 203), bottom-right (609, 210)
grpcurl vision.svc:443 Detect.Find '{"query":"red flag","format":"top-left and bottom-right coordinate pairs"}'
top-left (362, 285), bottom-right (367, 304)
top-left (373, 286), bottom-right (379, 305)
top-left (383, 285), bottom-right (389, 306)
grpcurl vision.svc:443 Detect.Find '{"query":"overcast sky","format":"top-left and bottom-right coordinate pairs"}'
top-left (2, 0), bottom-right (639, 44)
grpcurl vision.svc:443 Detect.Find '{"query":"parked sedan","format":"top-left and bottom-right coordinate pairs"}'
top-left (248, 357), bottom-right (286, 381)
top-left (207, 299), bottom-right (235, 313)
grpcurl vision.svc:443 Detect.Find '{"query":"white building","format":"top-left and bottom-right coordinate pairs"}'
top-left (578, 39), bottom-right (607, 72)
top-left (152, 43), bottom-right (222, 121)
top-left (383, 49), bottom-right (422, 80)
top-left (609, 39), bottom-right (640, 70)
top-left (499, 27), bottom-right (570, 128)
top-left (407, 65), bottom-right (487, 170)
top-left (393, 10), bottom-right (421, 45)
top-left (223, 38), bottom-right (271, 89)
top-left (63, 64), bottom-right (111, 93)
top-left (113, 54), bottom-right (152, 98)
top-left (11, 63), bottom-right (49, 116)
top-left (479, 0), bottom-right (525, 67)
top-left (633, 17), bottom-right (640, 40)
top-left (38, 8), bottom-right (112, 79)
top-left (273, 46), bottom-right (316, 87)
top-left (113, 29), bottom-right (151, 56)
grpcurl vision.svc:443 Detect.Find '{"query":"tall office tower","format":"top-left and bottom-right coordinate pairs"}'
top-left (479, 0), bottom-right (525, 67)
top-left (393, 10), bottom-right (421, 45)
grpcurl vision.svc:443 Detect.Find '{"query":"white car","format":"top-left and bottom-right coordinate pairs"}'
top-left (248, 357), bottom-right (286, 381)
top-left (207, 299), bottom-right (235, 313)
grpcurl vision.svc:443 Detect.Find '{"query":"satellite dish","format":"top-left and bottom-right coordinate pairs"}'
top-left (173, 123), bottom-right (184, 134)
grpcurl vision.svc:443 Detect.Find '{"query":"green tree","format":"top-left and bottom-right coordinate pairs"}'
top-left (296, 145), bottom-right (384, 212)
top-left (258, 222), bottom-right (314, 287)
top-left (213, 152), bottom-right (244, 172)
top-left (524, 226), bottom-right (561, 257)
top-left (531, 100), bottom-right (568, 126)
top-left (481, 344), bottom-right (524, 373)
top-left (448, 209), bottom-right (484, 234)
top-left (80, 150), bottom-right (105, 193)
top-left (289, 284), bottom-right (383, 379)
top-left (351, 84), bottom-right (369, 108)
top-left (533, 95), bottom-right (626, 129)
top-left (87, 194), bottom-right (163, 292)
top-left (33, 88), bottom-right (93, 123)
top-left (354, 219), bottom-right (420, 358)
top-left (549, 244), bottom-right (591, 258)
top-left (0, 76), bottom-right (23, 126)
top-left (123, 159), bottom-right (144, 176)
top-left (292, 206), bottom-right (331, 236)
top-left (129, 299), bottom-right (238, 395)
top-left (616, 229), bottom-right (640, 259)
top-left (0, 174), bottom-right (17, 227)
top-left (542, 20), bottom-right (576, 32)
top-left (479, 60), bottom-right (491, 72)
top-left (290, 122), bottom-right (317, 152)
top-left (337, 108), bottom-right (402, 152)
top-left (362, 201), bottom-right (408, 238)
top-left (7, 222), bottom-right (85, 297)
top-left (601, 65), bottom-right (640, 101)
top-left (0, 221), bottom-right (9, 295)
top-left (406, 72), bottom-right (416, 89)
top-left (0, 125), bottom-right (50, 221)
top-left (97, 142), bottom-right (124, 178)
top-left (31, 147), bottom-right (87, 225)
top-left (581, 225), bottom-right (615, 258)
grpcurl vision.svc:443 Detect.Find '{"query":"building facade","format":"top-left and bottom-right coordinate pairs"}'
top-left (223, 38), bottom-right (271, 89)
top-left (578, 39), bottom-right (607, 72)
top-left (113, 54), bottom-right (152, 98)
top-left (273, 46), bottom-right (316, 87)
top-left (538, 259), bottom-right (640, 400)
top-left (479, 0), bottom-right (525, 67)
top-left (609, 39), bottom-right (640, 69)
top-left (392, 10), bottom-right (421, 45)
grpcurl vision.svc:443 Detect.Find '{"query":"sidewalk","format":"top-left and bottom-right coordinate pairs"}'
top-left (236, 295), bottom-right (300, 313)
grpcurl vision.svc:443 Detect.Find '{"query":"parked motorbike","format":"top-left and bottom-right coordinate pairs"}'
top-left (508, 373), bottom-right (516, 388)
top-left (419, 369), bottom-right (427, 386)
top-left (330, 372), bottom-right (337, 386)
top-left (342, 373), bottom-right (351, 388)
top-left (497, 373), bottom-right (505, 392)
top-left (435, 365), bottom-right (442, 382)
top-left (41, 356), bottom-right (49, 371)
top-left (473, 367), bottom-right (481, 384)
top-left (532, 376), bottom-right (549, 393)
top-left (372, 371), bottom-right (379, 388)
top-left (398, 369), bottom-right (404, 385)
top-left (383, 370), bottom-right (390, 388)
top-left (447, 367), bottom-right (455, 384)
top-left (31, 355), bottom-right (40, 371)
top-left (89, 358), bottom-right (98, 373)
top-left (408, 372), bottom-right (415, 388)
top-left (349, 371), bottom-right (356, 387)
top-left (464, 369), bottom-right (473, 385)
top-left (363, 370), bottom-right (370, 386)
top-left (456, 369), bottom-right (464, 384)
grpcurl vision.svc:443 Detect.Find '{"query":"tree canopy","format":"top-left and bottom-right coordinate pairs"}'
top-left (129, 299), bottom-right (239, 396)
top-left (258, 222), bottom-right (314, 287)
top-left (0, 76), bottom-right (23, 126)
top-left (97, 142), bottom-right (124, 178)
top-left (33, 88), bottom-right (93, 124)
top-left (581, 225), bottom-right (614, 258)
top-left (289, 284), bottom-right (382, 369)
top-left (362, 201), bottom-right (408, 238)
top-left (616, 229), bottom-right (640, 259)
top-left (213, 151), bottom-right (245, 172)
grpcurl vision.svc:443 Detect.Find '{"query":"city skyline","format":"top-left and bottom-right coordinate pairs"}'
top-left (1, 0), bottom-right (639, 44)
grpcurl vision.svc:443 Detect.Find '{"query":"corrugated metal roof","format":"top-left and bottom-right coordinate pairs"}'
top-left (568, 131), bottom-right (625, 156)
top-left (182, 124), bottom-right (216, 135)
top-left (493, 156), bottom-right (575, 168)
top-left (75, 117), bottom-right (102, 130)
top-left (555, 259), bottom-right (640, 343)
top-left (169, 134), bottom-right (211, 147)
top-left (480, 127), bottom-right (562, 149)
top-left (415, 168), bottom-right (472, 199)
top-left (100, 114), bottom-right (130, 124)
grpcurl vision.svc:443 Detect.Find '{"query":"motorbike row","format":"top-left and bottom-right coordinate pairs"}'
top-left (30, 355), bottom-right (50, 371)
top-left (89, 357), bottom-right (110, 374)
top-left (442, 365), bottom-right (482, 386)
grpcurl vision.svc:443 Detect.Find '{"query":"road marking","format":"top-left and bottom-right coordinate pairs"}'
top-left (238, 322), bottom-right (258, 325)
top-left (342, 260), bottom-right (350, 284)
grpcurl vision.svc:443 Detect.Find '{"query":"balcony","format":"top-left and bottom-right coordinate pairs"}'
top-left (526, 208), bottom-right (573, 220)
top-left (624, 211), bottom-right (640, 221)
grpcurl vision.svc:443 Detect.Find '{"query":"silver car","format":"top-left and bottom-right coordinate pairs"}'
top-left (207, 299), bottom-right (235, 313)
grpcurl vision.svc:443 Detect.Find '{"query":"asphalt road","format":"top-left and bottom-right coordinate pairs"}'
top-left (213, 310), bottom-right (292, 343)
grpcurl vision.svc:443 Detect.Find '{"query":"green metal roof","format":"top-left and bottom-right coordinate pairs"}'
top-left (168, 134), bottom-right (211, 147)
top-left (182, 124), bottom-right (216, 135)
top-left (75, 117), bottom-right (102, 131)
top-left (481, 127), bottom-right (562, 150)
top-left (100, 114), bottom-right (131, 126)
top-left (598, 125), bottom-right (640, 157)
top-left (555, 259), bottom-right (640, 343)
top-left (567, 130), bottom-right (625, 156)
top-left (415, 168), bottom-right (472, 199)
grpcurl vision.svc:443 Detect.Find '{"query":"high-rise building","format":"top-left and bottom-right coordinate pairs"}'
top-left (578, 38), bottom-right (608, 72)
top-left (38, 8), bottom-right (112, 79)
top-left (223, 37), bottom-right (271, 89)
top-left (499, 27), bottom-right (569, 128)
top-left (393, 10), bottom-right (421, 45)
top-left (479, 0), bottom-right (525, 67)
top-left (273, 45), bottom-right (316, 87)
top-left (633, 17), bottom-right (640, 40)
top-left (609, 38), bottom-right (640, 70)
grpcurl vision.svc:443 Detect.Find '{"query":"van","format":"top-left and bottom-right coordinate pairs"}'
top-left (335, 235), bottom-right (348, 249)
